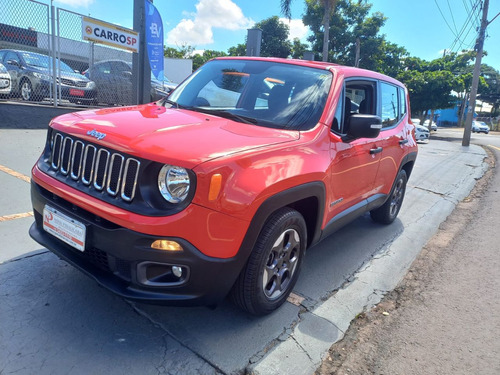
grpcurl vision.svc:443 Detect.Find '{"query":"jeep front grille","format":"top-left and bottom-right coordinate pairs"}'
top-left (50, 132), bottom-right (140, 202)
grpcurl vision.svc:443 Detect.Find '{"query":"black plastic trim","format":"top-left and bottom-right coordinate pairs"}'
top-left (321, 193), bottom-right (387, 240)
top-left (30, 181), bottom-right (244, 306)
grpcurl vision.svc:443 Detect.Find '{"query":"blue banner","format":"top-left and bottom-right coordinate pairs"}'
top-left (145, 0), bottom-right (164, 80)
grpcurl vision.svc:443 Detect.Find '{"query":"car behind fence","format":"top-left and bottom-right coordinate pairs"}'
top-left (0, 0), bottom-right (167, 107)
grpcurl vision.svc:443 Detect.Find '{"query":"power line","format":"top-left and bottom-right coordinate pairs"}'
top-left (446, 0), bottom-right (459, 35)
top-left (434, 0), bottom-right (459, 37)
top-left (448, 0), bottom-right (482, 53)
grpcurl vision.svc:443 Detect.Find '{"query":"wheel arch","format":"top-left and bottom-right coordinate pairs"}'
top-left (236, 181), bottom-right (325, 266)
top-left (400, 151), bottom-right (417, 179)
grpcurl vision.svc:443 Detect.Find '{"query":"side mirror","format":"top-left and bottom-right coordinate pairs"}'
top-left (342, 114), bottom-right (382, 142)
top-left (6, 60), bottom-right (20, 68)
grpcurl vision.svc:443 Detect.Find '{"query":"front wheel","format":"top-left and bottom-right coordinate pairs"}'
top-left (20, 79), bottom-right (34, 101)
top-left (370, 169), bottom-right (408, 224)
top-left (230, 208), bottom-right (307, 315)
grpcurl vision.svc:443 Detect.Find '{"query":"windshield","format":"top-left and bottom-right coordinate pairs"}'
top-left (22, 52), bottom-right (75, 73)
top-left (166, 59), bottom-right (332, 130)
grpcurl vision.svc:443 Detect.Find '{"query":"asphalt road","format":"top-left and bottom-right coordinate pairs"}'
top-left (0, 126), bottom-right (490, 375)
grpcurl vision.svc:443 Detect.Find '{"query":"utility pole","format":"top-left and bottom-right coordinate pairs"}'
top-left (462, 0), bottom-right (489, 147)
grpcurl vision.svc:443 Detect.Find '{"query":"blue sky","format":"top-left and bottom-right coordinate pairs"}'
top-left (52, 0), bottom-right (500, 71)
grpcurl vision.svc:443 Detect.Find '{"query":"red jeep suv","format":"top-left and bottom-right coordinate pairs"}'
top-left (30, 57), bottom-right (417, 315)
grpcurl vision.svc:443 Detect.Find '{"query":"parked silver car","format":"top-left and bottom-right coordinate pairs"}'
top-left (0, 49), bottom-right (96, 104)
top-left (472, 120), bottom-right (490, 134)
top-left (83, 60), bottom-right (176, 105)
top-left (0, 62), bottom-right (11, 97)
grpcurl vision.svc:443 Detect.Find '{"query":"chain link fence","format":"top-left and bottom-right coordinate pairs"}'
top-left (0, 0), bottom-right (149, 107)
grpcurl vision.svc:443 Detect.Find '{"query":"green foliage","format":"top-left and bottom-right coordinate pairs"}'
top-left (192, 50), bottom-right (228, 71)
top-left (303, 0), bottom-right (408, 75)
top-left (163, 44), bottom-right (194, 59)
top-left (478, 64), bottom-right (500, 115)
top-left (397, 70), bottom-right (456, 114)
top-left (228, 43), bottom-right (247, 56)
top-left (291, 38), bottom-right (310, 59)
top-left (254, 16), bottom-right (292, 58)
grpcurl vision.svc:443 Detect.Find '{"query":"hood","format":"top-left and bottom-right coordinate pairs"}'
top-left (30, 65), bottom-right (89, 82)
top-left (49, 103), bottom-right (300, 168)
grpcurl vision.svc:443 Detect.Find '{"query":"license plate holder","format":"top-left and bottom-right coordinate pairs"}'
top-left (43, 205), bottom-right (86, 252)
top-left (69, 88), bottom-right (85, 97)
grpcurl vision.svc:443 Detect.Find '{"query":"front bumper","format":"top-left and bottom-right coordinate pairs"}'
top-left (30, 181), bottom-right (246, 306)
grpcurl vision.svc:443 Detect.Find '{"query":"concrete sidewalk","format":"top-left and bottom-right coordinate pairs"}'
top-left (315, 145), bottom-right (500, 374)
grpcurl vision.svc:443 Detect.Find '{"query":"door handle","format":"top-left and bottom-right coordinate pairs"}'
top-left (370, 147), bottom-right (383, 154)
top-left (399, 139), bottom-right (409, 145)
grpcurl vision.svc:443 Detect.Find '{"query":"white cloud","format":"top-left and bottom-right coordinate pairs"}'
top-left (279, 18), bottom-right (309, 42)
top-left (167, 0), bottom-right (253, 46)
top-left (55, 0), bottom-right (94, 7)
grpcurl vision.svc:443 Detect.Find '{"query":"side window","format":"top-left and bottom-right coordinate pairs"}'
top-left (399, 87), bottom-right (407, 120)
top-left (5, 52), bottom-right (20, 66)
top-left (380, 82), bottom-right (399, 127)
top-left (96, 62), bottom-right (112, 75)
top-left (331, 89), bottom-right (344, 134)
top-left (336, 80), bottom-right (375, 135)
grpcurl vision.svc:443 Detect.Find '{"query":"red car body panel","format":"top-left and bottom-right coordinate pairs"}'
top-left (29, 57), bottom-right (418, 308)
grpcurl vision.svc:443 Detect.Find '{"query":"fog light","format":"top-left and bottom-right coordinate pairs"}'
top-left (151, 240), bottom-right (183, 251)
top-left (172, 266), bottom-right (183, 278)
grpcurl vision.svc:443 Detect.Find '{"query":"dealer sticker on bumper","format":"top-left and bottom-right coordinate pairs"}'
top-left (43, 205), bottom-right (86, 252)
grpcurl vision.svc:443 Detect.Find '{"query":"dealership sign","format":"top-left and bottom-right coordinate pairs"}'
top-left (82, 17), bottom-right (139, 53)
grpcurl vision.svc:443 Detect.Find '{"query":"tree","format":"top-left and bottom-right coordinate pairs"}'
top-left (291, 38), bottom-right (310, 59)
top-left (192, 50), bottom-right (228, 71)
top-left (281, 0), bottom-right (338, 62)
top-left (477, 64), bottom-right (500, 116)
top-left (397, 69), bottom-right (456, 127)
top-left (164, 44), bottom-right (195, 59)
top-left (302, 0), bottom-right (407, 73)
top-left (228, 43), bottom-right (247, 57)
top-left (254, 16), bottom-right (292, 58)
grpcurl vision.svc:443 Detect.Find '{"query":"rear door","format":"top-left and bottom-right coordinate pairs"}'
top-left (372, 81), bottom-right (409, 195)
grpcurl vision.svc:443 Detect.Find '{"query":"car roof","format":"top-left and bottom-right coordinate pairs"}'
top-left (213, 56), bottom-right (405, 87)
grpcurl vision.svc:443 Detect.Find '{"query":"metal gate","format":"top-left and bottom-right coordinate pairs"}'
top-left (1, 0), bottom-right (143, 107)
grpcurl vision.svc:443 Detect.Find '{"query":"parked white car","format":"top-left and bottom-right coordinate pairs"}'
top-left (0, 62), bottom-right (11, 97)
top-left (415, 124), bottom-right (430, 142)
top-left (472, 121), bottom-right (490, 134)
top-left (424, 119), bottom-right (438, 131)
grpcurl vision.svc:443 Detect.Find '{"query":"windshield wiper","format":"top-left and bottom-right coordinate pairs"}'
top-left (162, 99), bottom-right (189, 109)
top-left (191, 108), bottom-right (257, 125)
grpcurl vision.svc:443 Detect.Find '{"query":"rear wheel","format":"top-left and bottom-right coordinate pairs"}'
top-left (370, 169), bottom-right (407, 224)
top-left (230, 208), bottom-right (306, 315)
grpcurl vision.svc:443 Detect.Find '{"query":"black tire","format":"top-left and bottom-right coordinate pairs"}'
top-left (20, 79), bottom-right (33, 101)
top-left (370, 169), bottom-right (407, 224)
top-left (230, 208), bottom-right (307, 315)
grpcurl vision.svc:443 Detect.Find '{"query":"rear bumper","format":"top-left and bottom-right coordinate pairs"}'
top-left (30, 181), bottom-right (246, 306)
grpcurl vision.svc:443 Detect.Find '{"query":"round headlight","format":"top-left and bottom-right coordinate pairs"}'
top-left (158, 165), bottom-right (190, 203)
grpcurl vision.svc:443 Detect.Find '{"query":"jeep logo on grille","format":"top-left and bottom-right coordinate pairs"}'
top-left (87, 129), bottom-right (106, 140)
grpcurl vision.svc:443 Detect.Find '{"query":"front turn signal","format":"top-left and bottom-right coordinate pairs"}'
top-left (208, 174), bottom-right (222, 201)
